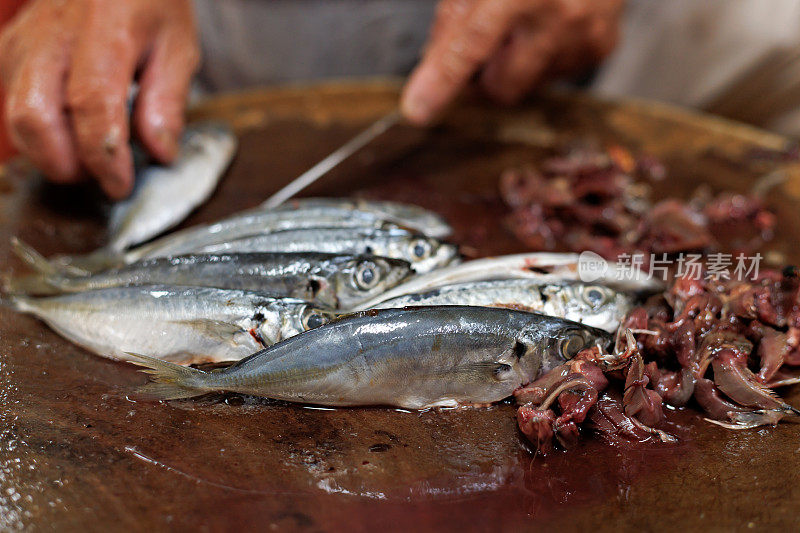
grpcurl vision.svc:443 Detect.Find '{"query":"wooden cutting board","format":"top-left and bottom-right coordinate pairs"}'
top-left (2, 80), bottom-right (799, 531)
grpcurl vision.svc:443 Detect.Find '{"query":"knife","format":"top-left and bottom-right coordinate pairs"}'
top-left (261, 110), bottom-right (401, 208)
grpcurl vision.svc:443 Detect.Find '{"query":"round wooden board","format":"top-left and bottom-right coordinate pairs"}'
top-left (1, 80), bottom-right (799, 531)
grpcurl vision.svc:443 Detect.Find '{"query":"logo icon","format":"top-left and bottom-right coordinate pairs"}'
top-left (578, 251), bottom-right (608, 283)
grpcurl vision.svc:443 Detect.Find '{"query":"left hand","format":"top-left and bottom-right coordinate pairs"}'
top-left (401, 0), bottom-right (624, 125)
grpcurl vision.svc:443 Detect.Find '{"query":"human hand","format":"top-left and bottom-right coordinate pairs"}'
top-left (0, 0), bottom-right (199, 198)
top-left (401, 0), bottom-right (623, 125)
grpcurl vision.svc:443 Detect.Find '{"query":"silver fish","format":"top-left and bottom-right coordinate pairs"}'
top-left (124, 208), bottom-right (397, 265)
top-left (353, 252), bottom-right (661, 310)
top-left (8, 253), bottom-right (413, 310)
top-left (190, 227), bottom-right (459, 274)
top-left (4, 286), bottom-right (333, 364)
top-left (372, 279), bottom-right (632, 332)
top-left (269, 198), bottom-right (452, 239)
top-left (131, 306), bottom-right (612, 408)
top-left (21, 199), bottom-right (451, 274)
top-left (108, 122), bottom-right (237, 251)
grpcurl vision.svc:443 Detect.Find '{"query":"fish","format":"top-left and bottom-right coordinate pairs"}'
top-left (130, 306), bottom-right (612, 408)
top-left (269, 198), bottom-right (452, 239)
top-left (352, 252), bottom-right (661, 310)
top-left (16, 199), bottom-right (451, 274)
top-left (186, 227), bottom-right (459, 274)
top-left (122, 208), bottom-right (402, 266)
top-left (3, 286), bottom-right (334, 364)
top-left (371, 279), bottom-right (632, 332)
top-left (108, 122), bottom-right (237, 251)
top-left (6, 253), bottom-right (413, 310)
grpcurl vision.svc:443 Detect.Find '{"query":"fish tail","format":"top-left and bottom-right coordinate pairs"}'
top-left (0, 292), bottom-right (20, 310)
top-left (10, 237), bottom-right (61, 276)
top-left (10, 237), bottom-right (114, 276)
top-left (127, 352), bottom-right (210, 400)
top-left (2, 272), bottom-right (64, 295)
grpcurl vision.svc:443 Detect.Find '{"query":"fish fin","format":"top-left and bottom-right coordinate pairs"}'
top-left (136, 381), bottom-right (203, 400)
top-left (457, 361), bottom-right (516, 381)
top-left (57, 248), bottom-right (119, 275)
top-left (169, 319), bottom-right (246, 344)
top-left (126, 352), bottom-right (208, 400)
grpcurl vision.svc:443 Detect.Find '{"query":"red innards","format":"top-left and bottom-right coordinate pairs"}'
top-left (500, 147), bottom-right (776, 261)
top-left (516, 269), bottom-right (800, 454)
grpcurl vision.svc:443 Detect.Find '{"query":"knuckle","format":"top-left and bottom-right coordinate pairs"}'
top-left (67, 94), bottom-right (127, 157)
top-left (462, 15), bottom-right (498, 47)
top-left (545, 2), bottom-right (588, 30)
top-left (6, 101), bottom-right (52, 139)
top-left (437, 0), bottom-right (472, 21)
top-left (66, 86), bottom-right (122, 119)
top-left (438, 43), bottom-right (482, 83)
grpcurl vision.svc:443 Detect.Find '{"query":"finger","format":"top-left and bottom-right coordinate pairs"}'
top-left (585, 11), bottom-right (621, 61)
top-left (401, 0), bottom-right (520, 125)
top-left (66, 19), bottom-right (141, 199)
top-left (134, 26), bottom-right (200, 164)
top-left (480, 22), bottom-right (555, 104)
top-left (427, 0), bottom-right (475, 48)
top-left (2, 38), bottom-right (80, 182)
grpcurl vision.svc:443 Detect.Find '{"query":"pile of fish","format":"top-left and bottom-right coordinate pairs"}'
top-left (4, 196), bottom-right (636, 374)
top-left (1, 123), bottom-right (651, 426)
top-left (9, 124), bottom-right (794, 457)
top-left (5, 195), bottom-right (467, 363)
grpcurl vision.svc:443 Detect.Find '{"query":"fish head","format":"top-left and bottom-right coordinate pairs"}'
top-left (545, 283), bottom-right (633, 333)
top-left (520, 320), bottom-right (613, 379)
top-left (386, 232), bottom-right (460, 274)
top-left (255, 302), bottom-right (337, 346)
top-left (333, 256), bottom-right (414, 310)
top-left (183, 122), bottom-right (237, 160)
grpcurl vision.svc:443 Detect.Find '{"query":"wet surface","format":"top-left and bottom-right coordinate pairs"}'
top-left (2, 82), bottom-right (800, 531)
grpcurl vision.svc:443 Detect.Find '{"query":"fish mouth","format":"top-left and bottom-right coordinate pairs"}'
top-left (421, 244), bottom-right (460, 273)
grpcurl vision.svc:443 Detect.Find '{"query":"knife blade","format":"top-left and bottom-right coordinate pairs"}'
top-left (261, 110), bottom-right (401, 208)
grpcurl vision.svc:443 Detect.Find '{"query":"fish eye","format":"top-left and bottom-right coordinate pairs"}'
top-left (410, 238), bottom-right (432, 260)
top-left (354, 261), bottom-right (380, 290)
top-left (560, 331), bottom-right (588, 359)
top-left (582, 286), bottom-right (608, 308)
top-left (302, 308), bottom-right (332, 330)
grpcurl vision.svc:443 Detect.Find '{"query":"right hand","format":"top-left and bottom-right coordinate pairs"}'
top-left (0, 0), bottom-right (200, 198)
top-left (402, 0), bottom-right (623, 126)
